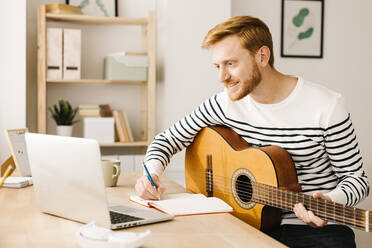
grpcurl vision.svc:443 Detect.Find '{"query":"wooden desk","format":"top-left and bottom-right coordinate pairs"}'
top-left (0, 172), bottom-right (286, 248)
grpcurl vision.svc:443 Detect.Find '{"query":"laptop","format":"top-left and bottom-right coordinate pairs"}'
top-left (25, 133), bottom-right (173, 229)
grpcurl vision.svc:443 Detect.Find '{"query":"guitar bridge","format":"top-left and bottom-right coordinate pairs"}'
top-left (206, 154), bottom-right (213, 197)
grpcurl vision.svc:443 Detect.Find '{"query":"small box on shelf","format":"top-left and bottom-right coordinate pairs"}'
top-left (104, 52), bottom-right (148, 81)
top-left (83, 117), bottom-right (115, 143)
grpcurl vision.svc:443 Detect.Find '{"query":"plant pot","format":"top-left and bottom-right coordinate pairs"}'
top-left (57, 125), bottom-right (73, 137)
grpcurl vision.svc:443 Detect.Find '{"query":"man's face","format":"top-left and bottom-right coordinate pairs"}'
top-left (211, 35), bottom-right (261, 101)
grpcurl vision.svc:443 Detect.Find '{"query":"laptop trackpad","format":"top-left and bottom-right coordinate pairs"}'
top-left (109, 204), bottom-right (139, 214)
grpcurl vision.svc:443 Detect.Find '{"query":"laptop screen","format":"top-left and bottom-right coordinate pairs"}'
top-left (25, 133), bottom-right (111, 228)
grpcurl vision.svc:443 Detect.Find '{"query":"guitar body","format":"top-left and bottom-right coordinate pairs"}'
top-left (185, 126), bottom-right (301, 231)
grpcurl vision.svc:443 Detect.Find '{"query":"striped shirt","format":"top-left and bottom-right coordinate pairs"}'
top-left (144, 77), bottom-right (369, 223)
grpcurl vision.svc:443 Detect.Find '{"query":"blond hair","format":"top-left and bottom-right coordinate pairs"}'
top-left (202, 16), bottom-right (274, 67)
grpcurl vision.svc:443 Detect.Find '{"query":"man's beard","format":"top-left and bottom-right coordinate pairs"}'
top-left (225, 62), bottom-right (262, 101)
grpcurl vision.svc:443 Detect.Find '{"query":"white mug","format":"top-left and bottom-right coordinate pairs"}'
top-left (101, 160), bottom-right (121, 187)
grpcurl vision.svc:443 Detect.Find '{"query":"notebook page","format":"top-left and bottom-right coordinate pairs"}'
top-left (130, 193), bottom-right (201, 207)
top-left (150, 196), bottom-right (233, 216)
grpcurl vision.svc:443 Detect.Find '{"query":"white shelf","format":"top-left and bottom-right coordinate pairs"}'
top-left (47, 79), bottom-right (146, 85)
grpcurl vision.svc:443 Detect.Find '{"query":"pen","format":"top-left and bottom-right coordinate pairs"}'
top-left (143, 163), bottom-right (160, 200)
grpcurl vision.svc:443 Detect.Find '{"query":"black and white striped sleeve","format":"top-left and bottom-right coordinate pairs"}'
top-left (324, 96), bottom-right (369, 206)
top-left (144, 95), bottom-right (225, 176)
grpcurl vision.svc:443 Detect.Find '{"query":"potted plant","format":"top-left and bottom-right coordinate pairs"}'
top-left (48, 99), bottom-right (79, 136)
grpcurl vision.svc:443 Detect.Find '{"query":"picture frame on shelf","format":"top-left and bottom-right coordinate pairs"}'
top-left (66, 0), bottom-right (118, 17)
top-left (281, 0), bottom-right (324, 58)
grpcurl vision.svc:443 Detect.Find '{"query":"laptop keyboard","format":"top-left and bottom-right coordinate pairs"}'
top-left (109, 211), bottom-right (144, 224)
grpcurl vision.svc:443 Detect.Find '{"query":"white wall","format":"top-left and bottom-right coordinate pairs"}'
top-left (0, 1), bottom-right (27, 164)
top-left (156, 0), bottom-right (231, 174)
top-left (232, 0), bottom-right (372, 246)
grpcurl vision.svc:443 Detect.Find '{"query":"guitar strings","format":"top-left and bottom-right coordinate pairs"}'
top-left (208, 173), bottom-right (366, 220)
top-left (210, 176), bottom-right (366, 221)
top-left (204, 170), bottom-right (365, 214)
top-left (211, 186), bottom-right (366, 229)
top-left (205, 177), bottom-right (367, 228)
top-left (221, 185), bottom-right (365, 227)
top-left (186, 170), bottom-right (367, 228)
top-left (210, 173), bottom-right (361, 214)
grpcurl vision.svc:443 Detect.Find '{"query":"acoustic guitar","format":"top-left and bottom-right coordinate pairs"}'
top-left (185, 126), bottom-right (371, 232)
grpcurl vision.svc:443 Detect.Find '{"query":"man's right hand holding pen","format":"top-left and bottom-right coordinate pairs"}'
top-left (135, 166), bottom-right (165, 200)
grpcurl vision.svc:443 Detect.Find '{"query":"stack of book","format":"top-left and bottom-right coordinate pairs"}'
top-left (112, 110), bottom-right (134, 142)
top-left (46, 3), bottom-right (83, 15)
top-left (79, 104), bottom-right (112, 117)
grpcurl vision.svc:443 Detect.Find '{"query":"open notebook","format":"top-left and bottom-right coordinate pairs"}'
top-left (130, 193), bottom-right (233, 216)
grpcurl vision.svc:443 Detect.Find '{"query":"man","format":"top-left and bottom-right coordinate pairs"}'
top-left (135, 16), bottom-right (369, 247)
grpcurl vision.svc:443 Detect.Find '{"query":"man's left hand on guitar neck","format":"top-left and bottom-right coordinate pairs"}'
top-left (293, 192), bottom-right (332, 228)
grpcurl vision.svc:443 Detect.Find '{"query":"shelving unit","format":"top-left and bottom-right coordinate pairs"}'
top-left (37, 5), bottom-right (156, 147)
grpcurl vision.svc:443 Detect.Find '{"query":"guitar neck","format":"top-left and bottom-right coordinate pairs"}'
top-left (251, 182), bottom-right (371, 232)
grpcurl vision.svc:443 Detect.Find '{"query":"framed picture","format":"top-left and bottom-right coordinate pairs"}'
top-left (281, 0), bottom-right (324, 58)
top-left (4, 128), bottom-right (31, 176)
top-left (66, 0), bottom-right (118, 17)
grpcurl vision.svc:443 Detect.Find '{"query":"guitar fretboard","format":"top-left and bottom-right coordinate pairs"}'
top-left (250, 181), bottom-right (370, 231)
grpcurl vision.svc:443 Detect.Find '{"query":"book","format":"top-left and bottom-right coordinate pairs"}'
top-left (112, 110), bottom-right (128, 142)
top-left (130, 193), bottom-right (233, 216)
top-left (121, 111), bottom-right (134, 142)
top-left (79, 105), bottom-right (100, 117)
top-left (112, 110), bottom-right (124, 142)
top-left (1, 177), bottom-right (33, 188)
top-left (46, 4), bottom-right (83, 15)
top-left (112, 110), bottom-right (132, 142)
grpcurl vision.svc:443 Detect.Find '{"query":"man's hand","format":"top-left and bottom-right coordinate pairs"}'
top-left (135, 174), bottom-right (165, 200)
top-left (293, 191), bottom-right (331, 228)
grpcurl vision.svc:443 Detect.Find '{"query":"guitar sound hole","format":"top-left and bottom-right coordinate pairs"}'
top-left (236, 175), bottom-right (252, 203)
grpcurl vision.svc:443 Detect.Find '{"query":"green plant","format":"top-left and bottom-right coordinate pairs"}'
top-left (48, 100), bottom-right (79, 126)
